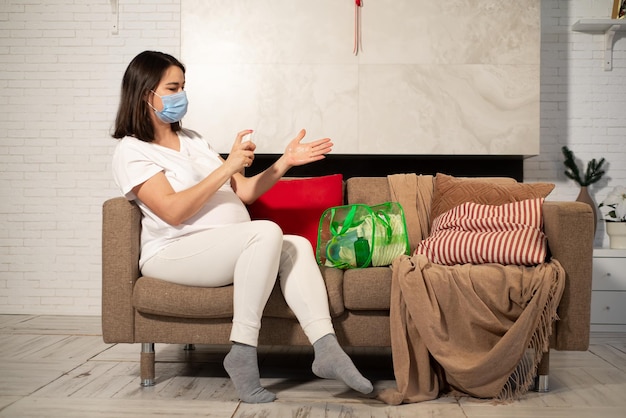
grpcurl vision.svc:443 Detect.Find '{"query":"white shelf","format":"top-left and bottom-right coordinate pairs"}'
top-left (572, 19), bottom-right (626, 32)
top-left (572, 19), bottom-right (626, 71)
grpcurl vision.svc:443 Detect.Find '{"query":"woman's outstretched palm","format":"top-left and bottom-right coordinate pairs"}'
top-left (284, 129), bottom-right (333, 167)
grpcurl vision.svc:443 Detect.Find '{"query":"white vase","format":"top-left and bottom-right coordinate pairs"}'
top-left (606, 221), bottom-right (626, 249)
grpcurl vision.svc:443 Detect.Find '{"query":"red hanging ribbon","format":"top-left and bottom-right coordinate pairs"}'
top-left (354, 0), bottom-right (362, 55)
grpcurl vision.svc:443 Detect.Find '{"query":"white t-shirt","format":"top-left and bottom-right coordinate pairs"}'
top-left (112, 129), bottom-right (251, 268)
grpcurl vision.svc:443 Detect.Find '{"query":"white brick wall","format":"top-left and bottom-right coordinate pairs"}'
top-left (0, 0), bottom-right (180, 315)
top-left (0, 0), bottom-right (624, 315)
top-left (527, 0), bottom-right (626, 248)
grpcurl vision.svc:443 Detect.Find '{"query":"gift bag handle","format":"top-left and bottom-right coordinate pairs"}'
top-left (375, 210), bottom-right (393, 244)
top-left (329, 205), bottom-right (360, 236)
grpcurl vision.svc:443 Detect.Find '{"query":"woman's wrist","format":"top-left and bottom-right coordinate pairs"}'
top-left (273, 154), bottom-right (292, 176)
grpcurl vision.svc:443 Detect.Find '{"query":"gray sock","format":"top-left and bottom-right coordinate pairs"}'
top-left (312, 334), bottom-right (374, 394)
top-left (223, 343), bottom-right (276, 403)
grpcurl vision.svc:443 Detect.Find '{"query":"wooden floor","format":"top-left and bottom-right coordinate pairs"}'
top-left (0, 315), bottom-right (625, 417)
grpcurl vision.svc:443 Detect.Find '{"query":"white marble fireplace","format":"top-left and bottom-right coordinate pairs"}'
top-left (181, 0), bottom-right (540, 163)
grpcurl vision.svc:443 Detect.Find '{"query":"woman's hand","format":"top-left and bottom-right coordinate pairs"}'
top-left (229, 128), bottom-right (333, 204)
top-left (224, 129), bottom-right (256, 174)
top-left (283, 129), bottom-right (333, 167)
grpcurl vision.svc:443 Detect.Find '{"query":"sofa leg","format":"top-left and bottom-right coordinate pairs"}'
top-left (140, 343), bottom-right (155, 387)
top-left (533, 350), bottom-right (549, 392)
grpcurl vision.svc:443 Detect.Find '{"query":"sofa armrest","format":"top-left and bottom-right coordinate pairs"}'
top-left (543, 201), bottom-right (594, 351)
top-left (102, 197), bottom-right (142, 343)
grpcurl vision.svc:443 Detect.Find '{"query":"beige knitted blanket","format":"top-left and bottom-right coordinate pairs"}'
top-left (378, 174), bottom-right (565, 405)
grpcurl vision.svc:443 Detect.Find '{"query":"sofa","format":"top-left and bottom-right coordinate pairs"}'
top-left (101, 174), bottom-right (594, 390)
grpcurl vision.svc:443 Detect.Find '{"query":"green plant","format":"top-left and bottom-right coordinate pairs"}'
top-left (561, 146), bottom-right (606, 187)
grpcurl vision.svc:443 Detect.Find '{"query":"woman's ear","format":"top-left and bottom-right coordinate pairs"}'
top-left (143, 90), bottom-right (157, 111)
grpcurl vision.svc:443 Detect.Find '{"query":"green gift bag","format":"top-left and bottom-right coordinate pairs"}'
top-left (316, 202), bottom-right (410, 269)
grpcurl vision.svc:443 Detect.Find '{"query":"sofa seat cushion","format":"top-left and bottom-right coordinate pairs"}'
top-left (133, 277), bottom-right (235, 319)
top-left (343, 267), bottom-right (392, 310)
top-left (133, 267), bottom-right (346, 319)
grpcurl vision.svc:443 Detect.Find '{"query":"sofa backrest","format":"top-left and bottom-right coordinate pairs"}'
top-left (345, 177), bottom-right (392, 206)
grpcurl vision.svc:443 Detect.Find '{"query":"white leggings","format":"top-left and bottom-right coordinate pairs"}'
top-left (141, 220), bottom-right (334, 347)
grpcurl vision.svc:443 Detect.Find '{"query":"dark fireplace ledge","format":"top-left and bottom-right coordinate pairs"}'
top-left (235, 154), bottom-right (524, 182)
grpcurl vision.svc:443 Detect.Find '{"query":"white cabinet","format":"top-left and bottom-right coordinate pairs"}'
top-left (591, 249), bottom-right (626, 331)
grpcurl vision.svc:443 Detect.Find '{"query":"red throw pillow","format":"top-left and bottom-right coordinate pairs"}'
top-left (247, 174), bottom-right (344, 252)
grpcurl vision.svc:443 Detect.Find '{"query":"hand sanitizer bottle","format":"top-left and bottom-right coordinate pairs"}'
top-left (354, 234), bottom-right (370, 268)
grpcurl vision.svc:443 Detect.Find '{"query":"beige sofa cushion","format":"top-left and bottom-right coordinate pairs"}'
top-left (133, 266), bottom-right (346, 320)
top-left (342, 267), bottom-right (392, 310)
top-left (133, 277), bottom-right (235, 319)
top-left (430, 173), bottom-right (555, 223)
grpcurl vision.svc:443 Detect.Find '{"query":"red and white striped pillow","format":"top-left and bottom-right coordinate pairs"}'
top-left (415, 198), bottom-right (547, 266)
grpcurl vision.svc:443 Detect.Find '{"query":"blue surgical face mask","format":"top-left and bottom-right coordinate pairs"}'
top-left (149, 90), bottom-right (188, 123)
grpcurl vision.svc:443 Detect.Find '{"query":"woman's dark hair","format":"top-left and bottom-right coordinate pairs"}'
top-left (112, 50), bottom-right (186, 142)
